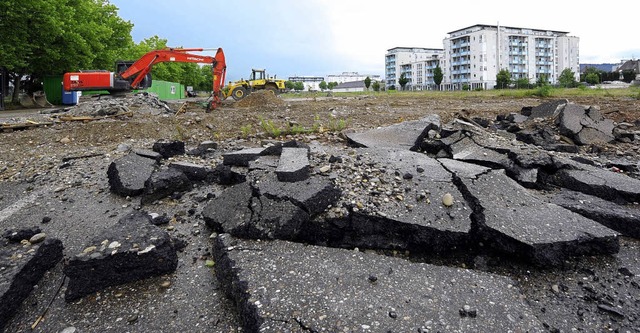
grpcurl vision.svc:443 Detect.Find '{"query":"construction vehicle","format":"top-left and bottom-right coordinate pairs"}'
top-left (63, 48), bottom-right (226, 110)
top-left (225, 68), bottom-right (286, 101)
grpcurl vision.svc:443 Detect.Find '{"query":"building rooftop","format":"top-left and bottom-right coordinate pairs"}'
top-left (334, 80), bottom-right (366, 89)
top-left (386, 47), bottom-right (444, 53)
top-left (447, 24), bottom-right (569, 35)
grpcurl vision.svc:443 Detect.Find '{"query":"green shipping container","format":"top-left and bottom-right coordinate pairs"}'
top-left (146, 80), bottom-right (185, 100)
top-left (43, 75), bottom-right (63, 105)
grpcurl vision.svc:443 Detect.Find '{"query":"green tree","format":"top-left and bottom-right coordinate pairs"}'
top-left (580, 67), bottom-right (601, 84)
top-left (433, 65), bottom-right (443, 88)
top-left (585, 73), bottom-right (600, 85)
top-left (558, 68), bottom-right (577, 88)
top-left (293, 81), bottom-right (304, 91)
top-left (285, 81), bottom-right (294, 90)
top-left (496, 69), bottom-right (511, 89)
top-left (0, 0), bottom-right (134, 102)
top-left (196, 65), bottom-right (213, 91)
top-left (372, 81), bottom-right (380, 92)
top-left (621, 70), bottom-right (636, 83)
top-left (536, 74), bottom-right (549, 87)
top-left (398, 73), bottom-right (409, 90)
top-left (319, 81), bottom-right (328, 91)
top-left (328, 82), bottom-right (338, 90)
top-left (364, 76), bottom-right (371, 90)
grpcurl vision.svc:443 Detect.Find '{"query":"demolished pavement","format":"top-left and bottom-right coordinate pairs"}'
top-left (1, 98), bottom-right (640, 332)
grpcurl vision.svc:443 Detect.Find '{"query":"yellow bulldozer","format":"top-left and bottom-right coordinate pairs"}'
top-left (224, 69), bottom-right (286, 101)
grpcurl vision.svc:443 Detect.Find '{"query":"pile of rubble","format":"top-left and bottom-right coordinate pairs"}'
top-left (66, 92), bottom-right (174, 117)
top-left (2, 99), bottom-right (640, 332)
top-left (235, 90), bottom-right (285, 108)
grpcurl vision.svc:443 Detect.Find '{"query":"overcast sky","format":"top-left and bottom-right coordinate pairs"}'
top-left (111, 0), bottom-right (640, 82)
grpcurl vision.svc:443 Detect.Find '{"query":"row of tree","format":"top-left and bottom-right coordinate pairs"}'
top-left (495, 67), bottom-right (636, 89)
top-left (495, 68), bottom-right (580, 89)
top-left (395, 64), bottom-right (635, 91)
top-left (283, 76), bottom-right (383, 92)
top-left (0, 0), bottom-right (215, 104)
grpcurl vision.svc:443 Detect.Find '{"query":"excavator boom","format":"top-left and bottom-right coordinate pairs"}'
top-left (63, 47), bottom-right (227, 110)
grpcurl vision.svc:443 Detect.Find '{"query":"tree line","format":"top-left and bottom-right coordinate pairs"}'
top-left (0, 0), bottom-right (214, 104)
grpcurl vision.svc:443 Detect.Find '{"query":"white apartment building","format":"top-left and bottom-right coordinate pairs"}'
top-left (443, 24), bottom-right (579, 90)
top-left (385, 47), bottom-right (444, 89)
top-left (385, 24), bottom-right (580, 90)
top-left (288, 76), bottom-right (324, 91)
top-left (326, 72), bottom-right (381, 84)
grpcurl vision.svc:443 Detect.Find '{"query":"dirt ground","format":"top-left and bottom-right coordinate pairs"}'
top-left (1, 92), bottom-right (639, 183)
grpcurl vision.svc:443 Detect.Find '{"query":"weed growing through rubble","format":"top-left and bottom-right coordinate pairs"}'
top-left (240, 124), bottom-right (253, 138)
top-left (259, 117), bottom-right (282, 137)
top-left (328, 118), bottom-right (348, 132)
top-left (311, 114), bottom-right (323, 133)
top-left (288, 124), bottom-right (309, 135)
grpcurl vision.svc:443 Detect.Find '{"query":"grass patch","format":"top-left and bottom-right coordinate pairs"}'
top-left (256, 114), bottom-right (349, 138)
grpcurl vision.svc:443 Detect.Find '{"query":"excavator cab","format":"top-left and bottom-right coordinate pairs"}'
top-left (114, 61), bottom-right (152, 91)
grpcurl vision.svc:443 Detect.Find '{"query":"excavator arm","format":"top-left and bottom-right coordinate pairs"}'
top-left (119, 47), bottom-right (227, 110)
top-left (63, 47), bottom-right (227, 110)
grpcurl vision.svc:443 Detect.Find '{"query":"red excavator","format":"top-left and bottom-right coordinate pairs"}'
top-left (63, 47), bottom-right (226, 110)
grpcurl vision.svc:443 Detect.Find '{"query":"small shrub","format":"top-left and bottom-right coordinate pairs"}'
top-left (532, 85), bottom-right (553, 97)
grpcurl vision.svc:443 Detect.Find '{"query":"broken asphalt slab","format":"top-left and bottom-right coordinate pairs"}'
top-left (548, 189), bottom-right (640, 238)
top-left (213, 233), bottom-right (545, 332)
top-left (107, 152), bottom-right (158, 197)
top-left (331, 148), bottom-right (473, 252)
top-left (63, 210), bottom-right (178, 301)
top-left (345, 114), bottom-right (440, 150)
top-left (275, 147), bottom-right (310, 182)
top-left (455, 169), bottom-right (619, 265)
top-left (202, 173), bottom-right (341, 240)
top-left (551, 157), bottom-right (640, 204)
top-left (0, 237), bottom-right (63, 331)
top-left (557, 103), bottom-right (615, 145)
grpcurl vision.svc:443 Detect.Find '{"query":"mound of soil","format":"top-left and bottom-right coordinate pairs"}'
top-left (235, 90), bottom-right (285, 108)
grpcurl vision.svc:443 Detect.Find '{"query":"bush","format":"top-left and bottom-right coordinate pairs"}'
top-left (532, 85), bottom-right (553, 97)
top-left (585, 73), bottom-right (600, 85)
top-left (515, 78), bottom-right (532, 89)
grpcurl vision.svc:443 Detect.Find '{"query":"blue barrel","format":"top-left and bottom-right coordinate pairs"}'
top-left (62, 90), bottom-right (79, 105)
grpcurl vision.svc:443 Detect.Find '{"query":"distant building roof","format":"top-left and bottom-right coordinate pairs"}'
top-left (580, 63), bottom-right (617, 73)
top-left (334, 80), bottom-right (366, 89)
top-left (447, 24), bottom-right (569, 35)
top-left (618, 60), bottom-right (640, 72)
